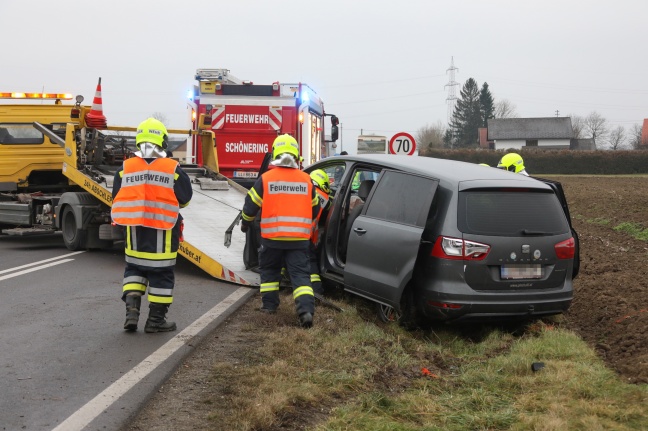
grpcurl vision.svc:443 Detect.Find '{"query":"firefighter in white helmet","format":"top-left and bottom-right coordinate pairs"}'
top-left (111, 118), bottom-right (192, 333)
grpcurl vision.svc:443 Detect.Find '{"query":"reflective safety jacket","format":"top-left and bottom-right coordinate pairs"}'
top-left (242, 167), bottom-right (319, 242)
top-left (112, 157), bottom-right (180, 230)
top-left (311, 187), bottom-right (330, 247)
top-left (112, 157), bottom-right (192, 268)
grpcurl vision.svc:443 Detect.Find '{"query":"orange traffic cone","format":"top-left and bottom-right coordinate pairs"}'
top-left (85, 77), bottom-right (107, 129)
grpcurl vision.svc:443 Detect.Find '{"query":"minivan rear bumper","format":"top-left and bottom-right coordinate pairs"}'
top-left (416, 281), bottom-right (573, 323)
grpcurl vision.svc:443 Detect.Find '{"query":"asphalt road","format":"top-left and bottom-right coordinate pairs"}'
top-left (0, 233), bottom-right (253, 431)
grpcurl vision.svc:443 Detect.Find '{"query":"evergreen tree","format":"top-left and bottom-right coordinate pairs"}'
top-left (448, 78), bottom-right (481, 147)
top-left (479, 82), bottom-right (495, 127)
top-left (443, 129), bottom-right (455, 148)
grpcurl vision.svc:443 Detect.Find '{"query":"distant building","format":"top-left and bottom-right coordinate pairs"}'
top-left (570, 138), bottom-right (596, 150)
top-left (642, 119), bottom-right (648, 149)
top-left (478, 127), bottom-right (494, 149)
top-left (487, 117), bottom-right (573, 150)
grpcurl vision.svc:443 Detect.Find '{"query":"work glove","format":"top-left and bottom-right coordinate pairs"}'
top-left (241, 223), bottom-right (249, 233)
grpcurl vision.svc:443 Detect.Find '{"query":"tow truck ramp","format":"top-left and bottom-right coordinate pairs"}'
top-left (178, 169), bottom-right (260, 286)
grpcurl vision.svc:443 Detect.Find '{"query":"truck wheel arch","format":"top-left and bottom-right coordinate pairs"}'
top-left (56, 192), bottom-right (110, 250)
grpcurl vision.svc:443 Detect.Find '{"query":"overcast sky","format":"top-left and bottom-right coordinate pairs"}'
top-left (2, 0), bottom-right (646, 153)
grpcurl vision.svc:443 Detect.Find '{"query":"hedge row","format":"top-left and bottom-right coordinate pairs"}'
top-left (418, 149), bottom-right (648, 175)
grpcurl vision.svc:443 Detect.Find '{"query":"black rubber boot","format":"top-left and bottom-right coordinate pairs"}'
top-left (124, 295), bottom-right (141, 331)
top-left (144, 303), bottom-right (177, 333)
top-left (299, 312), bottom-right (313, 329)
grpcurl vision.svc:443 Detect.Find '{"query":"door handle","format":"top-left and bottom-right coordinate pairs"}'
top-left (353, 227), bottom-right (367, 235)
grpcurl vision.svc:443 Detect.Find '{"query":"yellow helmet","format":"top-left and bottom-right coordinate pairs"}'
top-left (136, 118), bottom-right (168, 148)
top-left (310, 169), bottom-right (330, 194)
top-left (497, 152), bottom-right (525, 173)
top-left (272, 134), bottom-right (299, 160)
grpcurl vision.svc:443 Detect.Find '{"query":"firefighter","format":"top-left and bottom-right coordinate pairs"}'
top-left (496, 152), bottom-right (529, 176)
top-left (111, 118), bottom-right (192, 333)
top-left (240, 134), bottom-right (320, 328)
top-left (309, 169), bottom-right (332, 295)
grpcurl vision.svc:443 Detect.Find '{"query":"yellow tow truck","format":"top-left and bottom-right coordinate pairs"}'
top-left (0, 90), bottom-right (259, 286)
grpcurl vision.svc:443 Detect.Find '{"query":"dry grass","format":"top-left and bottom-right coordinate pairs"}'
top-left (199, 289), bottom-right (648, 431)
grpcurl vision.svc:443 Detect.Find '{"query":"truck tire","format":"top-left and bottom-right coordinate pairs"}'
top-left (61, 205), bottom-right (87, 250)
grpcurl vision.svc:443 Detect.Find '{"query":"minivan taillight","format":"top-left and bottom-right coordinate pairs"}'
top-left (431, 236), bottom-right (490, 261)
top-left (554, 237), bottom-right (575, 259)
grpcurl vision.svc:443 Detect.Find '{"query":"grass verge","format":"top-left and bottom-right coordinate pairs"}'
top-left (203, 292), bottom-right (648, 431)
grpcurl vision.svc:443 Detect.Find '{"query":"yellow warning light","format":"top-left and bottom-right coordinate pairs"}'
top-left (298, 112), bottom-right (304, 123)
top-left (0, 92), bottom-right (74, 100)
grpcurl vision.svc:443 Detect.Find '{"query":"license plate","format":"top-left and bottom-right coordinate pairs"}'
top-left (501, 264), bottom-right (542, 280)
top-left (233, 171), bottom-right (257, 179)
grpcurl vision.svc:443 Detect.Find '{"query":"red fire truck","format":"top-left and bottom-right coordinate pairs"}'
top-left (188, 69), bottom-right (339, 187)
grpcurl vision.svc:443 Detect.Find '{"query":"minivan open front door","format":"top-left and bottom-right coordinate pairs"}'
top-left (343, 171), bottom-right (439, 308)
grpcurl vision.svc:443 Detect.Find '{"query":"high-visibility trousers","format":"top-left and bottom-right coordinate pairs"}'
top-left (259, 244), bottom-right (314, 316)
top-left (121, 262), bottom-right (175, 305)
top-left (309, 243), bottom-right (324, 295)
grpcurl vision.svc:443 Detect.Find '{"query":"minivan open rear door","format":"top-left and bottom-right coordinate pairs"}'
top-left (344, 171), bottom-right (439, 308)
top-left (532, 176), bottom-right (580, 279)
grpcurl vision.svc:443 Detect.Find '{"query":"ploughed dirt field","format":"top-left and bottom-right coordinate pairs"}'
top-left (126, 175), bottom-right (648, 430)
top-left (554, 176), bottom-right (648, 384)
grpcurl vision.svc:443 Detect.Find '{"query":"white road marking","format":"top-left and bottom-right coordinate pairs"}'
top-left (0, 259), bottom-right (76, 281)
top-left (0, 251), bottom-right (85, 275)
top-left (52, 286), bottom-right (251, 431)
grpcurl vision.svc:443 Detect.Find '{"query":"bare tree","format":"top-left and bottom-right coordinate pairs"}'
top-left (417, 121), bottom-right (446, 154)
top-left (152, 112), bottom-right (169, 126)
top-left (583, 111), bottom-right (608, 147)
top-left (628, 123), bottom-right (643, 149)
top-left (606, 126), bottom-right (627, 150)
top-left (494, 99), bottom-right (518, 118)
top-left (569, 114), bottom-right (584, 139)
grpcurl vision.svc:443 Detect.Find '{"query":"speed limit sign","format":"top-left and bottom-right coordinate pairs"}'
top-left (389, 132), bottom-right (416, 155)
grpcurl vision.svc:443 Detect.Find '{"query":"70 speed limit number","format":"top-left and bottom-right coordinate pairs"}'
top-left (388, 132), bottom-right (417, 155)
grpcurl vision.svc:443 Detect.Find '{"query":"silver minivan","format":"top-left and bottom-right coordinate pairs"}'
top-left (246, 154), bottom-right (579, 326)
top-left (306, 155), bottom-right (579, 324)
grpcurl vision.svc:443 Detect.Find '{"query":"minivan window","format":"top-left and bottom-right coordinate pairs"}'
top-left (365, 171), bottom-right (435, 227)
top-left (458, 190), bottom-right (570, 236)
top-left (320, 163), bottom-right (345, 196)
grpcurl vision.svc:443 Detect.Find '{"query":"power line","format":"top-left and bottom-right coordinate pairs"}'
top-left (483, 75), bottom-right (648, 94)
top-left (326, 90), bottom-right (445, 107)
top-left (340, 103), bottom-right (447, 119)
top-left (319, 73), bottom-right (446, 89)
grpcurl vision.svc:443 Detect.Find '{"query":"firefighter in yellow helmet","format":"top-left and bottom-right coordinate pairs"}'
top-left (111, 118), bottom-right (192, 333)
top-left (309, 169), bottom-right (332, 295)
top-left (497, 152), bottom-right (529, 176)
top-left (241, 134), bottom-right (320, 328)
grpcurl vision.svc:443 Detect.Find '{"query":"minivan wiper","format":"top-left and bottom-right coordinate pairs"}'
top-left (521, 229), bottom-right (548, 236)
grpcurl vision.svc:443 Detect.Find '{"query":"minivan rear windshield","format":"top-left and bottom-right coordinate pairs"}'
top-left (458, 190), bottom-right (570, 236)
